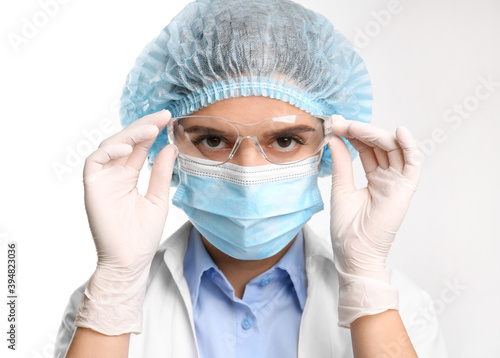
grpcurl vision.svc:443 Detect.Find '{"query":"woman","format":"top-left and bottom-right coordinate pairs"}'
top-left (55, 0), bottom-right (447, 356)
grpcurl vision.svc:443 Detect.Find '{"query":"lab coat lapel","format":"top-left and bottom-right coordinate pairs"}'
top-left (129, 222), bottom-right (200, 358)
top-left (298, 225), bottom-right (353, 357)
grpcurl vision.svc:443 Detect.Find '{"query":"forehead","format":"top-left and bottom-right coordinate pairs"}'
top-left (190, 96), bottom-right (308, 124)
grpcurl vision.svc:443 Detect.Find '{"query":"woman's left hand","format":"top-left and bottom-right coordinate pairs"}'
top-left (327, 118), bottom-right (422, 283)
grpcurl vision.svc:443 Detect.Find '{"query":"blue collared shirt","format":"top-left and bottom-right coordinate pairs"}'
top-left (183, 227), bottom-right (307, 358)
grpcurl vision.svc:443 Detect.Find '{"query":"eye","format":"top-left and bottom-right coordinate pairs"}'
top-left (196, 136), bottom-right (230, 149)
top-left (270, 136), bottom-right (304, 150)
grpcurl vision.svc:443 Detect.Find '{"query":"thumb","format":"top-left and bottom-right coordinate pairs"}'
top-left (328, 135), bottom-right (356, 197)
top-left (145, 145), bottom-right (178, 211)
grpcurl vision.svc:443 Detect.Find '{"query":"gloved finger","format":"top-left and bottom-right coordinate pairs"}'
top-left (83, 143), bottom-right (133, 180)
top-left (373, 147), bottom-right (390, 170)
top-left (84, 125), bottom-right (160, 178)
top-left (100, 124), bottom-right (161, 170)
top-left (331, 120), bottom-right (400, 153)
top-left (128, 109), bottom-right (171, 129)
top-left (99, 110), bottom-right (171, 148)
top-left (99, 124), bottom-right (159, 152)
top-left (126, 126), bottom-right (169, 172)
top-left (328, 135), bottom-right (356, 196)
top-left (395, 126), bottom-right (422, 185)
top-left (343, 138), bottom-right (379, 174)
top-left (123, 137), bottom-right (156, 170)
top-left (117, 110), bottom-right (171, 169)
top-left (145, 144), bottom-right (178, 212)
top-left (387, 141), bottom-right (405, 173)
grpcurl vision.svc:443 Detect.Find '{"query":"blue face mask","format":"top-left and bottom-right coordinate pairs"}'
top-left (172, 155), bottom-right (324, 260)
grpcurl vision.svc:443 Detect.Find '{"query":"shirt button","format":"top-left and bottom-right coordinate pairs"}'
top-left (241, 318), bottom-right (253, 330)
top-left (260, 277), bottom-right (271, 286)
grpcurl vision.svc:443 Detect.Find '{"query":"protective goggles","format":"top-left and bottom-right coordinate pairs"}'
top-left (167, 114), bottom-right (333, 165)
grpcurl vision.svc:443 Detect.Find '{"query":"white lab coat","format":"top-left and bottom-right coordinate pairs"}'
top-left (54, 222), bottom-right (448, 357)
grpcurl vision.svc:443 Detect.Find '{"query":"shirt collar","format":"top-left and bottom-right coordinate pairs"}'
top-left (183, 227), bottom-right (307, 309)
top-left (183, 227), bottom-right (216, 307)
top-left (275, 230), bottom-right (307, 309)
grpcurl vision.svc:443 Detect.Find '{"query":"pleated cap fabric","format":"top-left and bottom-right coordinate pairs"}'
top-left (119, 0), bottom-right (372, 177)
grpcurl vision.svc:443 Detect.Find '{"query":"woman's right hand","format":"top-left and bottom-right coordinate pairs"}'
top-left (73, 109), bottom-right (177, 336)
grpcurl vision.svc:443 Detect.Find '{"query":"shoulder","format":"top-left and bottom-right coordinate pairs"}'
top-left (54, 222), bottom-right (194, 357)
top-left (302, 225), bottom-right (448, 357)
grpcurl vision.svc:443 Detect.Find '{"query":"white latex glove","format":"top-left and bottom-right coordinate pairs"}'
top-left (74, 110), bottom-right (177, 335)
top-left (328, 118), bottom-right (422, 328)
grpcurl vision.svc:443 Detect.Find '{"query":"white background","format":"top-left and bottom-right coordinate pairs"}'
top-left (1, 0), bottom-right (499, 357)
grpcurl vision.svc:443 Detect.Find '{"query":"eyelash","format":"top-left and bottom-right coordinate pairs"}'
top-left (192, 135), bottom-right (230, 145)
top-left (277, 135), bottom-right (306, 146)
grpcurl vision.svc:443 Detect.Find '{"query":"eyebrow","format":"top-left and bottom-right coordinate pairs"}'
top-left (262, 126), bottom-right (316, 138)
top-left (182, 125), bottom-right (317, 138)
top-left (182, 126), bottom-right (231, 136)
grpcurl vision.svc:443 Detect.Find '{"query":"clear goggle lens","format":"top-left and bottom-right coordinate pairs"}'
top-left (167, 114), bottom-right (333, 165)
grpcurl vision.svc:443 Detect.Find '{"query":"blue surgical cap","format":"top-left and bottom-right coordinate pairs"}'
top-left (120, 0), bottom-right (372, 179)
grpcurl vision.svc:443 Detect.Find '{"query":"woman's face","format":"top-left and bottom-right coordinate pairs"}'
top-left (188, 96), bottom-right (310, 166)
